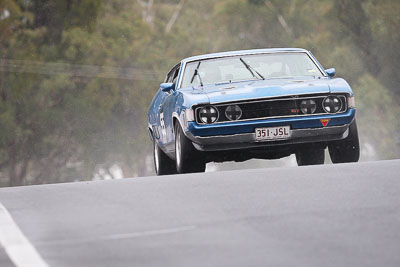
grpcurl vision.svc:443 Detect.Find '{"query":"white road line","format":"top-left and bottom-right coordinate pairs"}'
top-left (0, 202), bottom-right (49, 267)
top-left (35, 225), bottom-right (197, 246)
top-left (103, 225), bottom-right (197, 240)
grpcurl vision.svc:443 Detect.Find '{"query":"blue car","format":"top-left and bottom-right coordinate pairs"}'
top-left (147, 48), bottom-right (360, 175)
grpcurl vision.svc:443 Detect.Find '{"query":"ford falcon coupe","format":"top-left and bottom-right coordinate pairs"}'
top-left (147, 48), bottom-right (360, 175)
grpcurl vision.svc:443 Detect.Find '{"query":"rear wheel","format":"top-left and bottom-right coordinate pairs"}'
top-left (329, 120), bottom-right (360, 163)
top-left (296, 146), bottom-right (325, 166)
top-left (153, 139), bottom-right (176, 175)
top-left (175, 123), bottom-right (206, 174)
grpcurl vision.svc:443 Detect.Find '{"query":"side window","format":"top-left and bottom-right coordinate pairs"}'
top-left (172, 67), bottom-right (180, 84)
top-left (165, 71), bottom-right (174, 83)
top-left (165, 63), bottom-right (180, 83)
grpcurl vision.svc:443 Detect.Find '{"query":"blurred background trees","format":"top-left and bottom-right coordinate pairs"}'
top-left (0, 0), bottom-right (399, 186)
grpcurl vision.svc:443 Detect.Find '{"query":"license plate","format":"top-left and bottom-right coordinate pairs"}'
top-left (255, 126), bottom-right (291, 141)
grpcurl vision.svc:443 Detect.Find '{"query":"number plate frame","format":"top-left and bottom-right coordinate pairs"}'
top-left (255, 126), bottom-right (291, 141)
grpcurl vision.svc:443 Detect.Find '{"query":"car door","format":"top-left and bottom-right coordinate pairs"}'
top-left (152, 67), bottom-right (175, 149)
top-left (153, 65), bottom-right (177, 153)
top-left (161, 64), bottom-right (181, 153)
top-left (149, 89), bottom-right (164, 143)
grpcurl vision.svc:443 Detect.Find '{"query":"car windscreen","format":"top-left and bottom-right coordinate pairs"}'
top-left (180, 53), bottom-right (324, 88)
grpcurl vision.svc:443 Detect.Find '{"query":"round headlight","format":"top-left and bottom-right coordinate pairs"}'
top-left (225, 105), bottom-right (242, 121)
top-left (300, 99), bottom-right (317, 114)
top-left (323, 96), bottom-right (342, 113)
top-left (199, 106), bottom-right (219, 124)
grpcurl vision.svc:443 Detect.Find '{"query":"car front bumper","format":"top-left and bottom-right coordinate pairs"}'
top-left (185, 109), bottom-right (355, 152)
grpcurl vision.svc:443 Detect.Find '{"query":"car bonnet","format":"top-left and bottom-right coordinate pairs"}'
top-left (191, 78), bottom-right (332, 104)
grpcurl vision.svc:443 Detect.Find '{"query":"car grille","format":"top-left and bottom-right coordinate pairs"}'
top-left (195, 94), bottom-right (348, 124)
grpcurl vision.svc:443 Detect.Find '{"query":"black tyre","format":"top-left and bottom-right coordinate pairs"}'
top-left (175, 123), bottom-right (206, 174)
top-left (153, 139), bottom-right (176, 175)
top-left (296, 146), bottom-right (325, 166)
top-left (329, 119), bottom-right (360, 163)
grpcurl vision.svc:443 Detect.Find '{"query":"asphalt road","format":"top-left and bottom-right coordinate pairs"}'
top-left (0, 160), bottom-right (399, 267)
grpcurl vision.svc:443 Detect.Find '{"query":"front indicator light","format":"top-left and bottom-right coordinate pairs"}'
top-left (347, 96), bottom-right (355, 108)
top-left (185, 108), bottom-right (195, 122)
top-left (199, 106), bottom-right (219, 124)
top-left (323, 96), bottom-right (342, 113)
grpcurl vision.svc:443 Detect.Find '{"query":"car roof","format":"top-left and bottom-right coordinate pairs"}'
top-left (181, 48), bottom-right (309, 64)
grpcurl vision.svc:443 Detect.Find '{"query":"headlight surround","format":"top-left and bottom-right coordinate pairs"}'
top-left (347, 95), bottom-right (355, 108)
top-left (199, 106), bottom-right (219, 124)
top-left (322, 96), bottom-right (343, 113)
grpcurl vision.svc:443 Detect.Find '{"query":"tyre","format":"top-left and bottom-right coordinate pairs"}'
top-left (329, 119), bottom-right (360, 163)
top-left (153, 139), bottom-right (177, 175)
top-left (175, 123), bottom-right (206, 174)
top-left (296, 146), bottom-right (325, 166)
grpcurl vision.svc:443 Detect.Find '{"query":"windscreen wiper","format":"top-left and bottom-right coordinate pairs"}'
top-left (190, 61), bottom-right (204, 86)
top-left (239, 58), bottom-right (265, 80)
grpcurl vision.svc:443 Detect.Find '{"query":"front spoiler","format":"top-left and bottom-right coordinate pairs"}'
top-left (186, 124), bottom-right (349, 152)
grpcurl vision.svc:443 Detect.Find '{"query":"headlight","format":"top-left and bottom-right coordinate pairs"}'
top-left (323, 96), bottom-right (342, 113)
top-left (300, 99), bottom-right (317, 114)
top-left (347, 96), bottom-right (355, 108)
top-left (199, 106), bottom-right (219, 124)
top-left (225, 105), bottom-right (242, 120)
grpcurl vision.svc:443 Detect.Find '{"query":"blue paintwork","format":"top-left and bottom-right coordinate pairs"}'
top-left (147, 48), bottom-right (356, 154)
top-left (160, 82), bottom-right (175, 92)
top-left (325, 68), bottom-right (336, 78)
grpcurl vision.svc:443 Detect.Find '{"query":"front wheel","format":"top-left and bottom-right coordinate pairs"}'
top-left (175, 123), bottom-right (206, 174)
top-left (153, 139), bottom-right (176, 175)
top-left (328, 120), bottom-right (360, 163)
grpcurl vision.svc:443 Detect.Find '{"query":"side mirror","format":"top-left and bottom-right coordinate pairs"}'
top-left (325, 68), bottom-right (336, 78)
top-left (160, 82), bottom-right (175, 92)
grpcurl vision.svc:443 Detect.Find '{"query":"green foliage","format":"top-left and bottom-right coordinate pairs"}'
top-left (354, 74), bottom-right (400, 159)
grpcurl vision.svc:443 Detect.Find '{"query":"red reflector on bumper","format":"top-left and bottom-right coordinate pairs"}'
top-left (320, 119), bottom-right (330, 127)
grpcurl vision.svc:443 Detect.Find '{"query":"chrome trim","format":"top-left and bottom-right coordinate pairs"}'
top-left (177, 51), bottom-right (327, 89)
top-left (212, 94), bottom-right (346, 106)
top-left (195, 94), bottom-right (348, 125)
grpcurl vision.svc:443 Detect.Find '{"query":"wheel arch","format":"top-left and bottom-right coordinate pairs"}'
top-left (148, 127), bottom-right (154, 141)
top-left (172, 113), bottom-right (185, 135)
